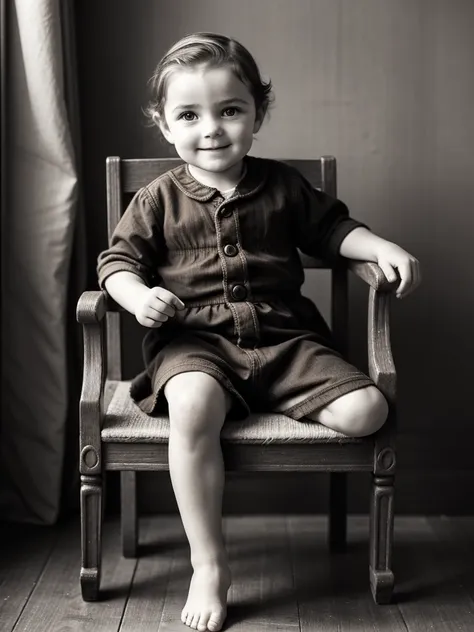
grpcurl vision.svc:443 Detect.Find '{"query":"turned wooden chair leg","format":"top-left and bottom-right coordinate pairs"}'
top-left (329, 472), bottom-right (347, 552)
top-left (80, 474), bottom-right (103, 601)
top-left (121, 470), bottom-right (138, 558)
top-left (369, 474), bottom-right (395, 604)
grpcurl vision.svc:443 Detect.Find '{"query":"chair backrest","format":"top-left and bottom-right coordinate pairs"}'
top-left (105, 156), bottom-right (348, 380)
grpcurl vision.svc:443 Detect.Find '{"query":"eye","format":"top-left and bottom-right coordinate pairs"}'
top-left (179, 111), bottom-right (197, 121)
top-left (222, 107), bottom-right (240, 117)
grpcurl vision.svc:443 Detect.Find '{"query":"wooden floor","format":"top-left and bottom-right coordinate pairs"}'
top-left (1, 514), bottom-right (473, 631)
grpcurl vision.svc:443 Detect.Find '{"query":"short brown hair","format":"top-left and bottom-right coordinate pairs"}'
top-left (145, 32), bottom-right (274, 125)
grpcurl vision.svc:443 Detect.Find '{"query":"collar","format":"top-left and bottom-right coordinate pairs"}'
top-left (168, 155), bottom-right (268, 201)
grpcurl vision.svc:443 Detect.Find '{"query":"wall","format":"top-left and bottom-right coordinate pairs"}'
top-left (76, 0), bottom-right (474, 514)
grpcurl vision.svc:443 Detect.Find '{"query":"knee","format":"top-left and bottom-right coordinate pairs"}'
top-left (335, 387), bottom-right (388, 437)
top-left (164, 372), bottom-right (229, 442)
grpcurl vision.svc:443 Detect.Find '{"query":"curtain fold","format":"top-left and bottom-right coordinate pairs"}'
top-left (1, 0), bottom-right (85, 524)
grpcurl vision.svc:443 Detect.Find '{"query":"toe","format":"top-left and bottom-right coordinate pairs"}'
top-left (186, 612), bottom-right (194, 628)
top-left (190, 613), bottom-right (200, 629)
top-left (207, 612), bottom-right (225, 632)
top-left (197, 613), bottom-right (210, 632)
top-left (181, 609), bottom-right (188, 624)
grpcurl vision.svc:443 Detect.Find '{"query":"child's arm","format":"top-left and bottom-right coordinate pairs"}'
top-left (105, 271), bottom-right (150, 313)
top-left (339, 227), bottom-right (421, 299)
top-left (97, 187), bottom-right (184, 328)
top-left (105, 270), bottom-right (184, 328)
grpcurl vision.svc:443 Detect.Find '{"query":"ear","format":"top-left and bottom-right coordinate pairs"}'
top-left (155, 114), bottom-right (175, 144)
top-left (253, 106), bottom-right (266, 134)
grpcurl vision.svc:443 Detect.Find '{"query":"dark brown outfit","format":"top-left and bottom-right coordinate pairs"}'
top-left (97, 156), bottom-right (374, 420)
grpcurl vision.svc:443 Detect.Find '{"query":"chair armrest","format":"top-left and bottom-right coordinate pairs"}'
top-left (77, 290), bottom-right (108, 323)
top-left (367, 288), bottom-right (397, 405)
top-left (76, 290), bottom-right (124, 324)
top-left (77, 291), bottom-right (108, 475)
top-left (346, 260), bottom-right (397, 402)
top-left (344, 262), bottom-right (398, 472)
top-left (348, 261), bottom-right (398, 293)
top-left (367, 287), bottom-right (398, 473)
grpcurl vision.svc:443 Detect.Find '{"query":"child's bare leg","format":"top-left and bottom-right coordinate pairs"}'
top-left (306, 386), bottom-right (388, 436)
top-left (164, 371), bottom-right (233, 632)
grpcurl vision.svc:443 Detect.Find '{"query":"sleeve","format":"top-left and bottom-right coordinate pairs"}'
top-left (292, 171), bottom-right (369, 262)
top-left (96, 186), bottom-right (165, 290)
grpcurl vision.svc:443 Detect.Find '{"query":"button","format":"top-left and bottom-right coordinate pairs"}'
top-left (223, 244), bottom-right (238, 257)
top-left (231, 284), bottom-right (247, 300)
top-left (221, 208), bottom-right (232, 218)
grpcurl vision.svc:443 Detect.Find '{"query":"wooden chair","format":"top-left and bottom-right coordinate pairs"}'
top-left (77, 156), bottom-right (397, 605)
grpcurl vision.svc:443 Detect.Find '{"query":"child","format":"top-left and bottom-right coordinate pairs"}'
top-left (97, 32), bottom-right (420, 632)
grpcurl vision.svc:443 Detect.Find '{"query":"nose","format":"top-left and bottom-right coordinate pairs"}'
top-left (203, 115), bottom-right (223, 138)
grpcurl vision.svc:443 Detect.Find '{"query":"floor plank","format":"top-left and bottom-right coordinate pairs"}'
top-left (0, 524), bottom-right (58, 630)
top-left (224, 516), bottom-right (300, 630)
top-left (289, 515), bottom-right (407, 631)
top-left (426, 517), bottom-right (474, 611)
top-left (152, 520), bottom-right (194, 632)
top-left (10, 517), bottom-right (137, 632)
top-left (394, 516), bottom-right (474, 631)
top-left (3, 515), bottom-right (474, 631)
top-left (119, 516), bottom-right (180, 631)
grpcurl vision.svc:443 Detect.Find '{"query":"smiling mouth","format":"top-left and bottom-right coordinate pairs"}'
top-left (199, 145), bottom-right (230, 151)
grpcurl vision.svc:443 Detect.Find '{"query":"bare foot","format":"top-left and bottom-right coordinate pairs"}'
top-left (181, 562), bottom-right (231, 631)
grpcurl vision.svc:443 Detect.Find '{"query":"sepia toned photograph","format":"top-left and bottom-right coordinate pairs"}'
top-left (1, 1), bottom-right (473, 630)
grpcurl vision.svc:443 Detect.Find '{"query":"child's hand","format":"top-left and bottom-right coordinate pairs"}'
top-left (375, 243), bottom-right (421, 299)
top-left (135, 286), bottom-right (185, 327)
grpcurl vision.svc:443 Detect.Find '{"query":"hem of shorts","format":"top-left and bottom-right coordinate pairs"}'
top-left (137, 360), bottom-right (251, 419)
top-left (280, 376), bottom-right (375, 420)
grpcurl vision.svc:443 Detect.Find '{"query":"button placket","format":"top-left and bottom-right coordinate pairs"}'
top-left (216, 200), bottom-right (258, 344)
top-left (218, 210), bottom-right (246, 301)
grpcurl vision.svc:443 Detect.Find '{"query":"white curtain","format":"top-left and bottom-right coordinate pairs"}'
top-left (1, 0), bottom-right (83, 524)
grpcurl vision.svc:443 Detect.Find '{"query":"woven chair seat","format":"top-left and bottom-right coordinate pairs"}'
top-left (102, 380), bottom-right (362, 445)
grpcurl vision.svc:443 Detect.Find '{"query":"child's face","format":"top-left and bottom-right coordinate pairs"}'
top-left (160, 64), bottom-right (262, 184)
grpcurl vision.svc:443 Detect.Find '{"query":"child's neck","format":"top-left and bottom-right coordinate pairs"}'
top-left (188, 161), bottom-right (245, 193)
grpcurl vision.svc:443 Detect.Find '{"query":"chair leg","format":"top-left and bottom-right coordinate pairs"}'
top-left (369, 475), bottom-right (395, 604)
top-left (80, 474), bottom-right (102, 601)
top-left (121, 471), bottom-right (138, 558)
top-left (329, 472), bottom-right (347, 552)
